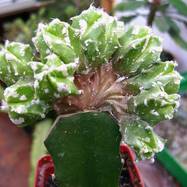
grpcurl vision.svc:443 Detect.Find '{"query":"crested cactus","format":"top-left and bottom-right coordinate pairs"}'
top-left (0, 5), bottom-right (181, 161)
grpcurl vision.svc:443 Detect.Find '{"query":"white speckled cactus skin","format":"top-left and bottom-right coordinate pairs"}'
top-left (0, 6), bottom-right (181, 159)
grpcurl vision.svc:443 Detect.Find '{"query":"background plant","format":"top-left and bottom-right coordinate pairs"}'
top-left (2, 0), bottom-right (99, 44)
top-left (115, 0), bottom-right (187, 50)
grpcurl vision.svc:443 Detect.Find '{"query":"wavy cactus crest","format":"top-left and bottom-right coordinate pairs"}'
top-left (0, 6), bottom-right (181, 159)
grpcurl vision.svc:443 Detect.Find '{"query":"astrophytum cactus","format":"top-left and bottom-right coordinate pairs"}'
top-left (0, 6), bottom-right (181, 159)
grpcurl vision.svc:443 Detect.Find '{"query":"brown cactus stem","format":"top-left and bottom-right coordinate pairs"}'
top-left (53, 63), bottom-right (130, 118)
top-left (147, 0), bottom-right (160, 26)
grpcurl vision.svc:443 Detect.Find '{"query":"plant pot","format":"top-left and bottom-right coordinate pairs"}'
top-left (0, 113), bottom-right (31, 187)
top-left (34, 144), bottom-right (144, 187)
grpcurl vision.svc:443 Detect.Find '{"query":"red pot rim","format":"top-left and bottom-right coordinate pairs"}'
top-left (34, 144), bottom-right (144, 187)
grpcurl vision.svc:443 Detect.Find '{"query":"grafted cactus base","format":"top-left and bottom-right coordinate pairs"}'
top-left (45, 112), bottom-right (122, 187)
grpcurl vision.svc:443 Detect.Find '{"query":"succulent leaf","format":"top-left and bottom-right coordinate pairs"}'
top-left (4, 80), bottom-right (49, 125)
top-left (126, 61), bottom-right (181, 94)
top-left (127, 86), bottom-right (180, 125)
top-left (0, 42), bottom-right (33, 85)
top-left (33, 19), bottom-right (78, 64)
top-left (120, 118), bottom-right (164, 159)
top-left (113, 26), bottom-right (162, 75)
top-left (30, 54), bottom-right (78, 102)
top-left (71, 6), bottom-right (124, 68)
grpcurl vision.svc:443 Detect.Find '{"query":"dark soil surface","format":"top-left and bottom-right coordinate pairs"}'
top-left (45, 168), bottom-right (133, 187)
top-left (0, 113), bottom-right (31, 187)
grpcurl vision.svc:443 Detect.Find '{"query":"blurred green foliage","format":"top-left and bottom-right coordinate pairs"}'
top-left (4, 9), bottom-right (45, 47)
top-left (40, 0), bottom-right (100, 21)
top-left (115, 0), bottom-right (187, 50)
top-left (3, 0), bottom-right (99, 44)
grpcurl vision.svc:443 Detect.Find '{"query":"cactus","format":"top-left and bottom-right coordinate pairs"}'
top-left (45, 112), bottom-right (122, 187)
top-left (0, 42), bottom-right (33, 85)
top-left (0, 5), bottom-right (181, 183)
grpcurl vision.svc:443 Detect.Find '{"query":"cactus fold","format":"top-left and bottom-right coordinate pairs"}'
top-left (121, 118), bottom-right (164, 159)
top-left (3, 80), bottom-right (49, 125)
top-left (0, 42), bottom-right (33, 85)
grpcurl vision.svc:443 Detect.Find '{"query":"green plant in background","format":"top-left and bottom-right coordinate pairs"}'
top-left (40, 0), bottom-right (100, 21)
top-left (3, 0), bottom-right (99, 44)
top-left (115, 0), bottom-right (187, 50)
top-left (0, 6), bottom-right (181, 186)
top-left (3, 9), bottom-right (46, 46)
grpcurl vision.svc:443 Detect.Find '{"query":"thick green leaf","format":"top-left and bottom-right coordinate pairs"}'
top-left (33, 19), bottom-right (78, 64)
top-left (4, 80), bottom-right (49, 125)
top-left (115, 1), bottom-right (146, 11)
top-left (45, 112), bottom-right (122, 187)
top-left (128, 86), bottom-right (180, 125)
top-left (121, 118), bottom-right (164, 159)
top-left (126, 61), bottom-right (181, 94)
top-left (0, 42), bottom-right (33, 85)
top-left (71, 6), bottom-right (124, 67)
top-left (29, 119), bottom-right (52, 187)
top-left (170, 0), bottom-right (187, 17)
top-left (113, 26), bottom-right (162, 75)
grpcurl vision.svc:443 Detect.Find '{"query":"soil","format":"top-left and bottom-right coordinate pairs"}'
top-left (120, 167), bottom-right (133, 187)
top-left (45, 175), bottom-right (58, 187)
top-left (45, 167), bottom-right (133, 187)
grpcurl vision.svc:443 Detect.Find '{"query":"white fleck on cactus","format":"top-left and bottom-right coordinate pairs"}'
top-left (0, 6), bottom-right (181, 159)
top-left (3, 80), bottom-right (49, 125)
top-left (0, 42), bottom-right (33, 85)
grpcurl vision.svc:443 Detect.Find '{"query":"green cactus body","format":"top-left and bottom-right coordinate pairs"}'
top-left (0, 42), bottom-right (33, 85)
top-left (0, 6), bottom-right (181, 160)
top-left (3, 80), bottom-right (49, 125)
top-left (45, 112), bottom-right (122, 187)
